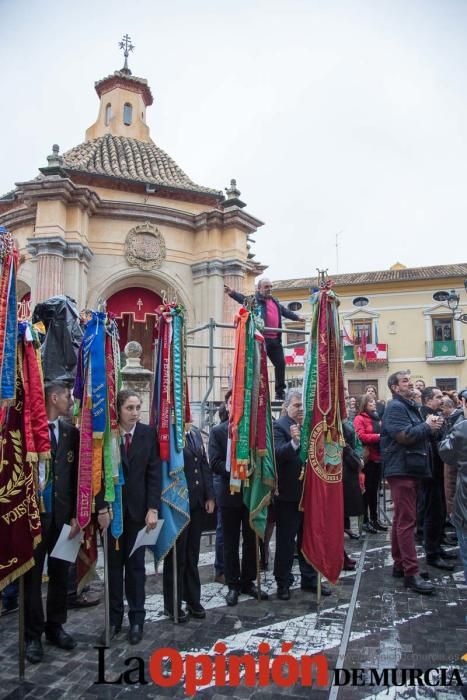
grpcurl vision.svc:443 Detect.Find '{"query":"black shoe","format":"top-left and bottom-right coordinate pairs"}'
top-left (241, 584), bottom-right (269, 600)
top-left (404, 574), bottom-right (434, 594)
top-left (1, 599), bottom-right (19, 616)
top-left (362, 522), bottom-right (378, 534)
top-left (98, 624), bottom-right (121, 645)
top-left (426, 557), bottom-right (455, 571)
top-left (226, 589), bottom-right (239, 606)
top-left (186, 604), bottom-right (206, 619)
top-left (438, 547), bottom-right (458, 560)
top-left (128, 624), bottom-right (143, 644)
top-left (392, 567), bottom-right (430, 580)
top-left (26, 638), bottom-right (43, 664)
top-left (45, 626), bottom-right (76, 650)
top-left (276, 587), bottom-right (290, 601)
top-left (371, 520), bottom-right (388, 532)
top-left (301, 581), bottom-right (332, 596)
top-left (164, 608), bottom-right (188, 623)
top-left (67, 591), bottom-right (100, 609)
top-left (344, 529), bottom-right (360, 540)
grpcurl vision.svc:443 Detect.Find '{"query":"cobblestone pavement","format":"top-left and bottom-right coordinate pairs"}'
top-left (1, 525), bottom-right (466, 700)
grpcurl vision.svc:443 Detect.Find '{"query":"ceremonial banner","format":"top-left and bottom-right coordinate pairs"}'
top-left (74, 313), bottom-right (121, 588)
top-left (0, 334), bottom-right (42, 590)
top-left (229, 305), bottom-right (276, 538)
top-left (353, 331), bottom-right (367, 369)
top-left (300, 284), bottom-right (346, 584)
top-left (0, 227), bottom-right (18, 403)
top-left (242, 331), bottom-right (276, 538)
top-left (152, 302), bottom-right (190, 564)
top-left (152, 423), bottom-right (190, 563)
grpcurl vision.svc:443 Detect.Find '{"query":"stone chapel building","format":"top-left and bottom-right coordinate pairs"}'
top-left (0, 58), bottom-right (264, 397)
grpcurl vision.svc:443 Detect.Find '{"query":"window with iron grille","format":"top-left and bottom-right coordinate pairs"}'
top-left (435, 377), bottom-right (457, 392)
top-left (432, 317), bottom-right (453, 341)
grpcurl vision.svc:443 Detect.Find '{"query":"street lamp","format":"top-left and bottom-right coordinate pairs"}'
top-left (433, 281), bottom-right (467, 323)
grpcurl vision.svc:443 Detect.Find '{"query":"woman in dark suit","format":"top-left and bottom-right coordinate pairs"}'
top-left (163, 425), bottom-right (215, 621)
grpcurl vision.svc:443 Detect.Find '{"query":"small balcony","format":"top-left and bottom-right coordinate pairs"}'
top-left (425, 339), bottom-right (465, 362)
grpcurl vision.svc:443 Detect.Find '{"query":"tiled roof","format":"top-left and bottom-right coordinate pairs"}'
top-left (273, 264), bottom-right (467, 290)
top-left (62, 134), bottom-right (222, 196)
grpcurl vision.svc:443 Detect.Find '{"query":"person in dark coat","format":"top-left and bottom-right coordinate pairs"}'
top-left (25, 381), bottom-right (80, 665)
top-left (439, 389), bottom-right (467, 583)
top-left (273, 390), bottom-right (331, 599)
top-left (381, 371), bottom-right (442, 594)
top-left (342, 419), bottom-right (364, 565)
top-left (208, 396), bottom-right (268, 606)
top-left (354, 394), bottom-right (387, 533)
top-left (97, 390), bottom-right (161, 645)
top-left (224, 278), bottom-right (304, 401)
top-left (418, 387), bottom-right (457, 570)
top-left (163, 425), bottom-right (215, 622)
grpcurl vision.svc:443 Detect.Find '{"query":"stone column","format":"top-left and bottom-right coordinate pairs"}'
top-left (27, 236), bottom-right (93, 308)
top-left (27, 236), bottom-right (67, 304)
top-left (120, 341), bottom-right (153, 424)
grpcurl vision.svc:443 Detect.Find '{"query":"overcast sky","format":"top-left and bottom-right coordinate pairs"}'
top-left (2, 0), bottom-right (467, 280)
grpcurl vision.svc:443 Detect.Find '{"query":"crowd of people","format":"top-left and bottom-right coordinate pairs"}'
top-left (1, 370), bottom-right (465, 667)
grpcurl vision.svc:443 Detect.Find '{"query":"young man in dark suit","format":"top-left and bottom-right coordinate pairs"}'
top-left (97, 390), bottom-right (161, 644)
top-left (273, 389), bottom-right (331, 600)
top-left (163, 425), bottom-right (215, 621)
top-left (25, 381), bottom-right (80, 664)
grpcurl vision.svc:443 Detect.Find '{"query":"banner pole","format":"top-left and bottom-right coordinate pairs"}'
top-left (19, 575), bottom-right (25, 681)
top-left (173, 541), bottom-right (178, 623)
top-left (255, 534), bottom-right (261, 601)
top-left (102, 529), bottom-right (110, 647)
top-left (316, 571), bottom-right (321, 604)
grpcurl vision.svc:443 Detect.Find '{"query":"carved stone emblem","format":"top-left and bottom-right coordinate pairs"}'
top-left (125, 222), bottom-right (166, 271)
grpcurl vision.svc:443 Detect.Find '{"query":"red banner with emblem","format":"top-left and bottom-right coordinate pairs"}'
top-left (300, 284), bottom-right (345, 584)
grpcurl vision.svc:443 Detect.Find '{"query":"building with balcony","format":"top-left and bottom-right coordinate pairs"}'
top-left (271, 262), bottom-right (467, 399)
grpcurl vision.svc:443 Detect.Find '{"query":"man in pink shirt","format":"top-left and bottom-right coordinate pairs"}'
top-left (224, 278), bottom-right (304, 401)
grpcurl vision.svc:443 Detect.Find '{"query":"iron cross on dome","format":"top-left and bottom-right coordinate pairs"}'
top-left (118, 34), bottom-right (135, 73)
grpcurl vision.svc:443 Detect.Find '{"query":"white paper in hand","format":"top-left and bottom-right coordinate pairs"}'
top-left (129, 520), bottom-right (164, 557)
top-left (50, 524), bottom-right (83, 563)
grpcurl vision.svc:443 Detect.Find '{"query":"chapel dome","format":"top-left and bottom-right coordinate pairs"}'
top-left (62, 134), bottom-right (221, 196)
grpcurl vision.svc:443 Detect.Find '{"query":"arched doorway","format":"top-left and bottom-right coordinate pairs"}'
top-left (106, 287), bottom-right (163, 370)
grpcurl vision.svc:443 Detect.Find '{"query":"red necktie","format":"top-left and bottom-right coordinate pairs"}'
top-left (124, 433), bottom-right (132, 455)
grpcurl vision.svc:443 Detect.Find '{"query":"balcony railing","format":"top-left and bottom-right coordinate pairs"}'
top-left (425, 339), bottom-right (465, 360)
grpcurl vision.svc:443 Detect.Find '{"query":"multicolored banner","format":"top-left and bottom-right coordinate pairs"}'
top-left (152, 303), bottom-right (190, 564)
top-left (74, 312), bottom-right (121, 588)
top-left (229, 306), bottom-right (276, 538)
top-left (0, 228), bottom-right (18, 403)
top-left (300, 283), bottom-right (346, 584)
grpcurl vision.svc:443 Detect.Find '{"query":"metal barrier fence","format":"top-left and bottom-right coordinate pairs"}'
top-left (186, 318), bottom-right (309, 428)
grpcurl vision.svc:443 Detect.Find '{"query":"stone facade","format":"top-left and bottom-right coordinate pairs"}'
top-left (0, 62), bottom-right (265, 400)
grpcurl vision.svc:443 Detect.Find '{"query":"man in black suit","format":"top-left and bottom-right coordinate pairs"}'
top-left (25, 381), bottom-right (80, 664)
top-left (273, 390), bottom-right (331, 600)
top-left (97, 390), bottom-right (161, 645)
top-left (163, 425), bottom-right (215, 621)
top-left (208, 396), bottom-right (268, 606)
